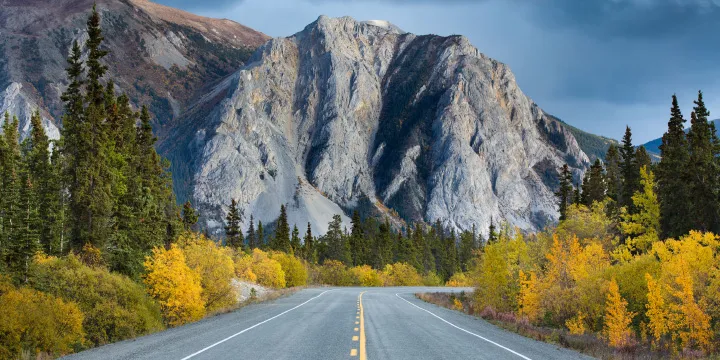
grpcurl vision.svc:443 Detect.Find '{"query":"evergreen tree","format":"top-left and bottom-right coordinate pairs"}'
top-left (290, 225), bottom-right (301, 256)
top-left (257, 221), bottom-right (265, 249)
top-left (225, 199), bottom-right (243, 249)
top-left (12, 175), bottom-right (40, 283)
top-left (182, 201), bottom-right (199, 231)
top-left (458, 229), bottom-right (477, 272)
top-left (686, 90), bottom-right (720, 232)
top-left (440, 229), bottom-right (458, 280)
top-left (605, 144), bottom-right (622, 202)
top-left (657, 94), bottom-right (691, 238)
top-left (620, 126), bottom-right (638, 210)
top-left (374, 219), bottom-right (393, 269)
top-left (573, 182), bottom-right (582, 206)
top-left (246, 215), bottom-right (257, 249)
top-left (396, 230), bottom-right (419, 270)
top-left (324, 215), bottom-right (350, 264)
top-left (556, 164), bottom-right (573, 221)
top-left (271, 205), bottom-right (291, 252)
top-left (635, 146), bottom-right (652, 173)
top-left (25, 111), bottom-right (57, 254)
top-left (349, 210), bottom-right (366, 266)
top-left (302, 222), bottom-right (315, 264)
top-left (0, 115), bottom-right (21, 272)
top-left (583, 159), bottom-right (607, 206)
top-left (488, 219), bottom-right (498, 244)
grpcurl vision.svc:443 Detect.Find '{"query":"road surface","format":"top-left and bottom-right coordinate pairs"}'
top-left (63, 287), bottom-right (591, 360)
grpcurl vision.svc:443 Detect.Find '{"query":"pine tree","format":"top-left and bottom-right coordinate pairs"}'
top-left (246, 215), bottom-right (257, 249)
top-left (225, 199), bottom-right (243, 249)
top-left (349, 210), bottom-right (366, 266)
top-left (605, 144), bottom-right (622, 202)
top-left (583, 159), bottom-right (607, 205)
top-left (635, 146), bottom-right (652, 173)
top-left (182, 201), bottom-right (199, 231)
top-left (487, 219), bottom-right (498, 244)
top-left (686, 90), bottom-right (720, 232)
top-left (620, 126), bottom-right (638, 210)
top-left (290, 225), bottom-right (301, 256)
top-left (374, 219), bottom-right (393, 269)
top-left (24, 111), bottom-right (57, 254)
top-left (556, 164), bottom-right (573, 221)
top-left (458, 229), bottom-right (477, 272)
top-left (1, 115), bottom-right (22, 272)
top-left (657, 94), bottom-right (691, 238)
top-left (302, 222), bottom-right (315, 263)
top-left (573, 182), bottom-right (582, 206)
top-left (270, 205), bottom-right (291, 252)
top-left (324, 215), bottom-right (350, 264)
top-left (13, 175), bottom-right (40, 283)
top-left (256, 221), bottom-right (265, 249)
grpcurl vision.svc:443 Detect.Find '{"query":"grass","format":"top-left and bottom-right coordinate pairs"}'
top-left (414, 292), bottom-right (698, 360)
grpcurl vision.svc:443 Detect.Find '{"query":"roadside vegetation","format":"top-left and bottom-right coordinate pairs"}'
top-left (416, 93), bottom-right (720, 359)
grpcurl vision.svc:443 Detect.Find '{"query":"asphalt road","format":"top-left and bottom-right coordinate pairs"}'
top-left (63, 287), bottom-right (592, 360)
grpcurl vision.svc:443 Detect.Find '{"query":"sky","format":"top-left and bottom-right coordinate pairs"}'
top-left (156, 0), bottom-right (720, 144)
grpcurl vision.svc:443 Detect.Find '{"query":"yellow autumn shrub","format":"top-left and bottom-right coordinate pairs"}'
top-left (604, 278), bottom-right (635, 348)
top-left (422, 271), bottom-right (443, 286)
top-left (318, 260), bottom-right (354, 286)
top-left (271, 252), bottom-right (308, 287)
top-left (0, 285), bottom-right (84, 358)
top-left (350, 265), bottom-right (382, 287)
top-left (446, 272), bottom-right (472, 287)
top-left (235, 249), bottom-right (286, 288)
top-left (382, 262), bottom-right (422, 286)
top-left (29, 254), bottom-right (163, 346)
top-left (179, 233), bottom-right (237, 312)
top-left (144, 245), bottom-right (205, 326)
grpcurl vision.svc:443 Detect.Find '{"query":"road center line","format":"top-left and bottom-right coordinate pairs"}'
top-left (179, 290), bottom-right (331, 360)
top-left (358, 291), bottom-right (367, 360)
top-left (395, 293), bottom-right (533, 360)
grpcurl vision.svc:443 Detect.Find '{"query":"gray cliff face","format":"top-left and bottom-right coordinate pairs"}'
top-left (164, 16), bottom-right (590, 236)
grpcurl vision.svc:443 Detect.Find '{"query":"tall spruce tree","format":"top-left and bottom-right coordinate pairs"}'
top-left (657, 94), bottom-right (691, 238)
top-left (246, 215), bottom-right (257, 249)
top-left (349, 210), bottom-right (366, 266)
top-left (182, 201), bottom-right (199, 231)
top-left (302, 222), bottom-right (315, 263)
top-left (1, 115), bottom-right (21, 273)
top-left (256, 221), bottom-right (265, 248)
top-left (583, 159), bottom-right (607, 206)
top-left (686, 91), bottom-right (720, 232)
top-left (605, 144), bottom-right (622, 202)
top-left (225, 199), bottom-right (243, 249)
top-left (458, 229), bottom-right (477, 272)
top-left (556, 164), bottom-right (573, 221)
top-left (290, 225), bottom-right (301, 256)
top-left (25, 111), bottom-right (57, 254)
top-left (620, 126), bottom-right (638, 210)
top-left (270, 205), bottom-right (291, 252)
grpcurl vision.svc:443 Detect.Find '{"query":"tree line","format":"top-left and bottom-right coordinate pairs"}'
top-left (225, 202), bottom-right (483, 282)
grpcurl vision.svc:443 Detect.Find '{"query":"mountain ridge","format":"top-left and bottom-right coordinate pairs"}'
top-left (159, 15), bottom-right (591, 236)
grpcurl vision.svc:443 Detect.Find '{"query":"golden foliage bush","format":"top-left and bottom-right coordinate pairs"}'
top-left (271, 252), bottom-right (309, 287)
top-left (381, 262), bottom-right (422, 286)
top-left (144, 245), bottom-right (205, 326)
top-left (603, 279), bottom-right (635, 348)
top-left (0, 284), bottom-right (84, 358)
top-left (445, 272), bottom-right (472, 287)
top-left (318, 260), bottom-right (354, 286)
top-left (350, 265), bottom-right (382, 287)
top-left (422, 271), bottom-right (443, 286)
top-left (235, 249), bottom-right (286, 288)
top-left (29, 254), bottom-right (163, 346)
top-left (179, 233), bottom-right (237, 312)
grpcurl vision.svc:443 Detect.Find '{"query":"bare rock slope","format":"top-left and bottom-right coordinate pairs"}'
top-left (161, 16), bottom-right (590, 236)
top-left (0, 0), bottom-right (269, 139)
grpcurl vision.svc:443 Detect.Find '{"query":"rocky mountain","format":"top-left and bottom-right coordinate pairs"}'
top-left (160, 16), bottom-right (591, 236)
top-left (0, 0), bottom-right (269, 140)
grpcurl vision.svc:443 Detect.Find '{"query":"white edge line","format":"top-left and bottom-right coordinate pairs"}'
top-left (179, 290), bottom-right (331, 360)
top-left (395, 293), bottom-right (533, 360)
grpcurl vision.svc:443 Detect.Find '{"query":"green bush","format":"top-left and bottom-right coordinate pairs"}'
top-left (29, 254), bottom-right (164, 347)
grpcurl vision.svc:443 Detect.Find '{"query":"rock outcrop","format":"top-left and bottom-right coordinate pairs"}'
top-left (161, 16), bottom-right (590, 236)
top-left (0, 0), bottom-right (268, 139)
